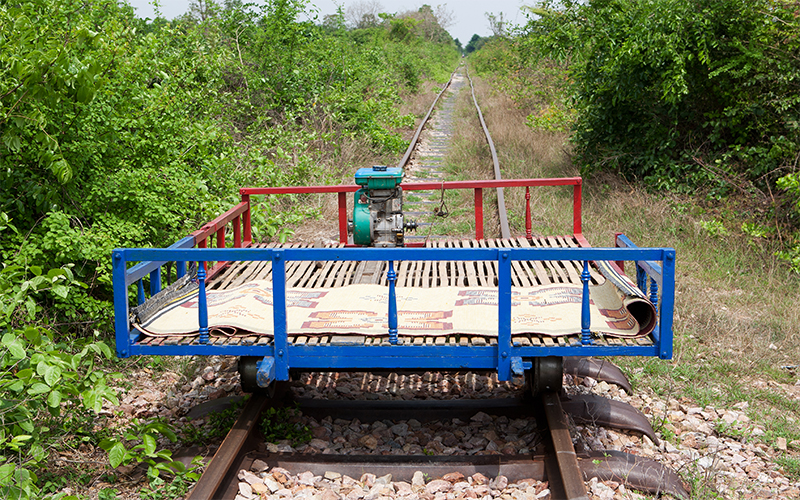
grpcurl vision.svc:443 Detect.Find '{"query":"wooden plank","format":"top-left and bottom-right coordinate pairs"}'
top-left (425, 337), bottom-right (434, 346)
top-left (532, 237), bottom-right (568, 283)
top-left (472, 337), bottom-right (486, 346)
top-left (512, 237), bottom-right (539, 286)
top-left (225, 243), bottom-right (276, 288)
top-left (454, 240), bottom-right (467, 287)
top-left (421, 240), bottom-right (432, 288)
top-left (549, 236), bottom-right (581, 284)
top-left (435, 337), bottom-right (445, 346)
top-left (284, 243), bottom-right (312, 286)
top-left (464, 241), bottom-right (479, 287)
top-left (478, 240), bottom-right (497, 286)
top-left (321, 260), bottom-right (343, 288)
top-left (437, 240), bottom-right (449, 287)
top-left (332, 260), bottom-right (351, 288)
top-left (396, 259), bottom-right (410, 286)
top-left (414, 337), bottom-right (424, 346)
top-left (501, 238), bottom-right (530, 287)
top-left (459, 336), bottom-right (468, 346)
top-left (543, 336), bottom-right (555, 347)
top-left (562, 237), bottom-right (605, 283)
top-left (466, 240), bottom-right (484, 286)
top-left (517, 238), bottom-right (551, 285)
top-left (516, 238), bottom-right (539, 286)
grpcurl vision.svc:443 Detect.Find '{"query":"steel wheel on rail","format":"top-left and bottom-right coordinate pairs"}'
top-left (527, 356), bottom-right (564, 396)
top-left (237, 356), bottom-right (289, 398)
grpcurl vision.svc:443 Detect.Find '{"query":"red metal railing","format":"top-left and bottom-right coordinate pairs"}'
top-left (241, 177), bottom-right (583, 245)
top-left (183, 177), bottom-right (583, 277)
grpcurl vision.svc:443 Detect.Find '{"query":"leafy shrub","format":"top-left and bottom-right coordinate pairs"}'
top-left (519, 0), bottom-right (800, 268)
top-left (0, 260), bottom-right (119, 499)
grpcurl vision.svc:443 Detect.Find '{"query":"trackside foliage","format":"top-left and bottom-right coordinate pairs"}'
top-left (516, 0), bottom-right (800, 270)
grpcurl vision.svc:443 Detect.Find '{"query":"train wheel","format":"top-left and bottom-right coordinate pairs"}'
top-left (237, 356), bottom-right (289, 398)
top-left (527, 356), bottom-right (564, 396)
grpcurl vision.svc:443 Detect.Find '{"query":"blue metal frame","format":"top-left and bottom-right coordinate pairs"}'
top-left (112, 241), bottom-right (676, 382)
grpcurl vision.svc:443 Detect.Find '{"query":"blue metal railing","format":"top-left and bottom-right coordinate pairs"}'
top-left (113, 244), bottom-right (676, 376)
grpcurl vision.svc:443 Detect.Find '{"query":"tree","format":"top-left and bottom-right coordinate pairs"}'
top-left (398, 4), bottom-right (454, 43)
top-left (464, 34), bottom-right (487, 54)
top-left (486, 12), bottom-right (506, 37)
top-left (346, 0), bottom-right (384, 29)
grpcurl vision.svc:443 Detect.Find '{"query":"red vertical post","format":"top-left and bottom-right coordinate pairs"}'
top-left (233, 216), bottom-right (242, 248)
top-left (338, 192), bottom-right (348, 244)
top-left (242, 193), bottom-right (252, 245)
top-left (525, 186), bottom-right (532, 239)
top-left (614, 232), bottom-right (624, 272)
top-left (198, 236), bottom-right (208, 271)
top-left (573, 182), bottom-right (582, 235)
top-left (474, 188), bottom-right (484, 240)
top-left (215, 226), bottom-right (226, 269)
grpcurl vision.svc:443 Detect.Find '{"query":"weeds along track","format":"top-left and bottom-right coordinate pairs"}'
top-left (184, 65), bottom-right (689, 500)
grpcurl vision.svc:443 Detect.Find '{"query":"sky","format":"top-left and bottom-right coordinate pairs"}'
top-left (125, 0), bottom-right (532, 44)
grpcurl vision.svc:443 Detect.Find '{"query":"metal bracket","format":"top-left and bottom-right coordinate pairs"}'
top-left (256, 356), bottom-right (276, 388)
top-left (510, 357), bottom-right (532, 377)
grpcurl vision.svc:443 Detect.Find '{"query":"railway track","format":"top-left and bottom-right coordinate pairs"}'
top-left (184, 65), bottom-right (688, 500)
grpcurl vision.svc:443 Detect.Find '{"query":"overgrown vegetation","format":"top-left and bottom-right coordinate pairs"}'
top-left (473, 0), bottom-right (800, 271)
top-left (0, 0), bottom-right (458, 496)
top-left (466, 12), bottom-right (800, 490)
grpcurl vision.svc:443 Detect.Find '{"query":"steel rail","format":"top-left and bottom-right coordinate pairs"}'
top-left (465, 64), bottom-right (511, 239)
top-left (397, 64), bottom-right (460, 170)
top-left (186, 393), bottom-right (269, 500)
top-left (541, 392), bottom-right (590, 500)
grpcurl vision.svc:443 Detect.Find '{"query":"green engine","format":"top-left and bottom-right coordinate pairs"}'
top-left (350, 166), bottom-right (416, 246)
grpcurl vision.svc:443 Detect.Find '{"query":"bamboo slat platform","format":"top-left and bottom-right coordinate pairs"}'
top-left (134, 237), bottom-right (654, 349)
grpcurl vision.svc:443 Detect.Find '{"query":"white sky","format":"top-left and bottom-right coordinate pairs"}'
top-left (126, 0), bottom-right (532, 44)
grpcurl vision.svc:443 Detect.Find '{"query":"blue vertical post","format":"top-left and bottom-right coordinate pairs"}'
top-left (387, 261), bottom-right (398, 344)
top-left (113, 251), bottom-right (131, 358)
top-left (176, 261), bottom-right (186, 279)
top-left (136, 279), bottom-right (145, 305)
top-left (272, 250), bottom-right (289, 380)
top-left (636, 265), bottom-right (647, 294)
top-left (497, 251), bottom-right (512, 381)
top-left (149, 268), bottom-right (162, 296)
top-left (659, 250), bottom-right (676, 359)
top-left (581, 260), bottom-right (592, 345)
top-left (197, 262), bottom-right (209, 344)
top-left (649, 277), bottom-right (659, 309)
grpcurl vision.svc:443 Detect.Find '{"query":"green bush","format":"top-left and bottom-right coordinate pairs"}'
top-left (0, 0), bottom-right (459, 333)
top-left (519, 0), bottom-right (800, 267)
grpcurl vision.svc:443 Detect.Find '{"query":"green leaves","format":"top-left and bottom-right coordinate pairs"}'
top-left (2, 334), bottom-right (25, 360)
